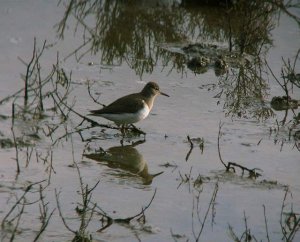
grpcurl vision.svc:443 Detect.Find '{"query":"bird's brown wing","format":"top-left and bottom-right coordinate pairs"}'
top-left (89, 93), bottom-right (145, 115)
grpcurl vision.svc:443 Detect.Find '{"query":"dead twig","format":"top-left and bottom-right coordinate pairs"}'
top-left (186, 136), bottom-right (204, 161)
top-left (177, 167), bottom-right (193, 191)
top-left (217, 121), bottom-right (262, 178)
top-left (87, 80), bottom-right (106, 107)
top-left (280, 188), bottom-right (300, 241)
top-left (95, 188), bottom-right (157, 232)
top-left (228, 211), bottom-right (257, 242)
top-left (192, 182), bottom-right (219, 241)
top-left (55, 159), bottom-right (99, 242)
top-left (217, 122), bottom-right (227, 168)
top-left (33, 184), bottom-right (55, 242)
top-left (1, 180), bottom-right (46, 228)
top-left (263, 204), bottom-right (271, 242)
top-left (11, 125), bottom-right (20, 174)
top-left (55, 189), bottom-right (76, 234)
top-left (186, 135), bottom-right (194, 161)
top-left (52, 92), bottom-right (117, 129)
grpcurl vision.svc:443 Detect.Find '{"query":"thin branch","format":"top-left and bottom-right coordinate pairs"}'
top-left (1, 180), bottom-right (46, 228)
top-left (186, 135), bottom-right (194, 161)
top-left (9, 202), bottom-right (25, 242)
top-left (217, 122), bottom-right (227, 168)
top-left (263, 205), bottom-right (271, 242)
top-left (217, 122), bottom-right (262, 178)
top-left (52, 92), bottom-right (117, 129)
top-left (87, 80), bottom-right (105, 107)
top-left (55, 189), bottom-right (76, 234)
top-left (96, 188), bottom-right (157, 232)
top-left (11, 125), bottom-right (20, 174)
top-left (193, 182), bottom-right (219, 242)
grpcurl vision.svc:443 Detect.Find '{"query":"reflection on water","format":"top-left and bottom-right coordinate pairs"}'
top-left (57, 0), bottom-right (275, 72)
top-left (84, 141), bottom-right (163, 185)
top-left (57, 0), bottom-right (280, 119)
top-left (219, 58), bottom-right (275, 120)
top-left (58, 0), bottom-right (188, 76)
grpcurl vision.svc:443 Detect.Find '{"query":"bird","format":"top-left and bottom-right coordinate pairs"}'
top-left (89, 81), bottom-right (169, 132)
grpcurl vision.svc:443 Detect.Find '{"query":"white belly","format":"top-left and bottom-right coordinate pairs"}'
top-left (100, 105), bottom-right (150, 125)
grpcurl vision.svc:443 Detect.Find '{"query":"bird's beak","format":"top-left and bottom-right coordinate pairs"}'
top-left (160, 91), bottom-right (169, 97)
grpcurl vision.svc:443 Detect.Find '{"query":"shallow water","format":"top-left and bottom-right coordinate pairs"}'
top-left (0, 1), bottom-right (300, 241)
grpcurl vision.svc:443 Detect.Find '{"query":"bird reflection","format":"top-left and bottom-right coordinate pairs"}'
top-left (84, 142), bottom-right (163, 185)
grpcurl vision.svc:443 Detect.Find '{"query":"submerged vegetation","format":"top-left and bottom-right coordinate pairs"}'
top-left (0, 0), bottom-right (299, 241)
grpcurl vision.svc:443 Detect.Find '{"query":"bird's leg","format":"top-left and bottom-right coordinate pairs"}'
top-left (129, 124), bottom-right (146, 136)
top-left (120, 124), bottom-right (126, 136)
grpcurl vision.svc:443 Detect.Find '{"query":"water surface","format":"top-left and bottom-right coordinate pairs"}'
top-left (0, 1), bottom-right (299, 241)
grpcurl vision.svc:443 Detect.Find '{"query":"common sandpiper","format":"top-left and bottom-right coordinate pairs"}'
top-left (89, 81), bottom-right (169, 133)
